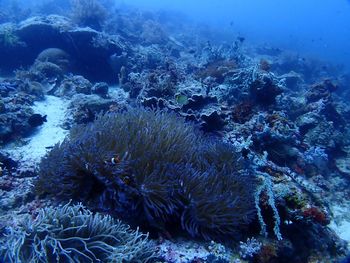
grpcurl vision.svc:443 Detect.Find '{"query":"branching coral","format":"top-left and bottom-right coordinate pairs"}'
top-left (0, 202), bottom-right (157, 262)
top-left (36, 108), bottom-right (256, 239)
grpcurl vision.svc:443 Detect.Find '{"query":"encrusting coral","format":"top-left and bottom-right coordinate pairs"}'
top-left (0, 202), bottom-right (157, 262)
top-left (36, 107), bottom-right (257, 240)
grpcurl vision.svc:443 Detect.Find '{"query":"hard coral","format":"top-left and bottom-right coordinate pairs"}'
top-left (306, 79), bottom-right (337, 103)
top-left (250, 74), bottom-right (282, 106)
top-left (259, 59), bottom-right (271, 72)
top-left (36, 48), bottom-right (71, 71)
top-left (231, 101), bottom-right (255, 124)
top-left (36, 108), bottom-right (256, 239)
top-left (253, 244), bottom-right (278, 263)
top-left (196, 60), bottom-right (237, 84)
top-left (0, 202), bottom-right (157, 262)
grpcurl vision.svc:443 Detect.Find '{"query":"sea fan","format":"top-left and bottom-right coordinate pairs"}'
top-left (37, 108), bottom-right (256, 239)
top-left (0, 202), bottom-right (157, 263)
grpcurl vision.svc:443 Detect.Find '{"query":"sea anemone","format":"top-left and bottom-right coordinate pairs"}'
top-left (0, 202), bottom-right (157, 262)
top-left (36, 108), bottom-right (256, 239)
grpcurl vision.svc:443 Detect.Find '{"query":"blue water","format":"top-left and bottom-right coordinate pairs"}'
top-left (3, 0), bottom-right (350, 69)
top-left (123, 0), bottom-right (350, 69)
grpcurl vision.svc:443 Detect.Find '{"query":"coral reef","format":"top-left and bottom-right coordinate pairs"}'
top-left (0, 3), bottom-right (349, 262)
top-left (239, 237), bottom-right (262, 259)
top-left (0, 202), bottom-right (157, 262)
top-left (0, 81), bottom-right (39, 144)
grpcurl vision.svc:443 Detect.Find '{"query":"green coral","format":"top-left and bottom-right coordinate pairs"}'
top-left (0, 202), bottom-right (157, 263)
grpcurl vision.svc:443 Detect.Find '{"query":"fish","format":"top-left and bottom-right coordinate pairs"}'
top-left (237, 36), bottom-right (245, 43)
top-left (175, 94), bottom-right (189, 105)
top-left (28, 114), bottom-right (47, 127)
top-left (188, 49), bottom-right (196, 54)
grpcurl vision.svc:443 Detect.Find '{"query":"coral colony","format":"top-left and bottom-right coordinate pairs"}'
top-left (0, 0), bottom-right (350, 262)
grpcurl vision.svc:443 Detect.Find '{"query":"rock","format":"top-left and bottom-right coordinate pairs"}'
top-left (182, 94), bottom-right (217, 112)
top-left (0, 82), bottom-right (17, 97)
top-left (200, 109), bottom-right (226, 132)
top-left (141, 96), bottom-right (167, 109)
top-left (231, 101), bottom-right (255, 124)
top-left (17, 15), bottom-right (73, 36)
top-left (279, 71), bottom-right (303, 90)
top-left (335, 146), bottom-right (350, 175)
top-left (0, 99), bottom-right (5, 113)
top-left (304, 121), bottom-right (343, 149)
top-left (250, 73), bottom-right (283, 106)
top-left (25, 81), bottom-right (45, 99)
top-left (306, 79), bottom-right (337, 103)
top-left (36, 48), bottom-right (71, 71)
top-left (65, 28), bottom-right (125, 81)
top-left (0, 94), bottom-right (34, 144)
top-left (1, 15), bottom-right (126, 82)
top-left (92, 82), bottom-right (109, 98)
top-left (296, 112), bottom-right (319, 135)
top-left (6, 112), bottom-right (34, 136)
top-left (68, 94), bottom-right (116, 125)
top-left (109, 52), bottom-right (128, 73)
top-left (55, 75), bottom-right (92, 97)
top-left (0, 152), bottom-right (18, 171)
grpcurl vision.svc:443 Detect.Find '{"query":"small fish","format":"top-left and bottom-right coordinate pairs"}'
top-left (111, 155), bottom-right (121, 165)
top-left (28, 114), bottom-right (47, 127)
top-left (175, 94), bottom-right (189, 105)
top-left (237, 36), bottom-right (245, 43)
top-left (104, 154), bottom-right (121, 165)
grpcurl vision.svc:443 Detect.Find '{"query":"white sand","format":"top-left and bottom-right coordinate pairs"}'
top-left (329, 204), bottom-right (350, 248)
top-left (4, 95), bottom-right (69, 168)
